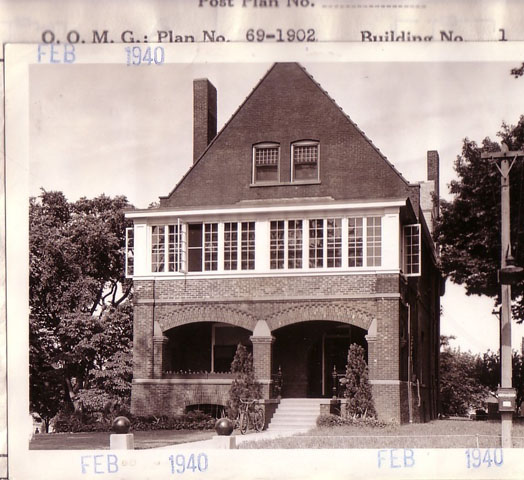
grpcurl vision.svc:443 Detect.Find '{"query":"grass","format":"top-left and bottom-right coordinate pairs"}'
top-left (239, 419), bottom-right (524, 449)
top-left (29, 419), bottom-right (524, 450)
top-left (29, 429), bottom-right (215, 450)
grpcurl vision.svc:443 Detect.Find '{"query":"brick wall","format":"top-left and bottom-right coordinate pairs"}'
top-left (131, 380), bottom-right (231, 416)
top-left (371, 383), bottom-right (402, 423)
top-left (135, 273), bottom-right (399, 303)
top-left (130, 270), bottom-right (436, 423)
top-left (160, 63), bottom-right (417, 209)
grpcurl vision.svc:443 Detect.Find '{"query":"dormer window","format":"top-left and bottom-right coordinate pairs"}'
top-left (253, 143), bottom-right (280, 183)
top-left (292, 141), bottom-right (319, 182)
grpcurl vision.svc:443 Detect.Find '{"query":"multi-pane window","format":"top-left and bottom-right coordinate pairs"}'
top-left (271, 219), bottom-right (304, 270)
top-left (152, 225), bottom-right (166, 272)
top-left (187, 224), bottom-right (203, 272)
top-left (292, 141), bottom-right (319, 181)
top-left (225, 222), bottom-right (256, 271)
top-left (348, 218), bottom-right (364, 267)
top-left (327, 219), bottom-right (342, 268)
top-left (151, 224), bottom-right (182, 272)
top-left (366, 217), bottom-right (382, 267)
top-left (241, 222), bottom-right (256, 270)
top-left (404, 224), bottom-right (421, 276)
top-left (309, 219), bottom-right (324, 268)
top-left (348, 217), bottom-right (382, 267)
top-left (224, 222), bottom-right (238, 270)
top-left (204, 223), bottom-right (218, 271)
top-left (287, 220), bottom-right (303, 269)
top-left (148, 215), bottom-right (384, 274)
top-left (270, 220), bottom-right (285, 269)
top-left (125, 227), bottom-right (134, 277)
top-left (308, 218), bottom-right (342, 268)
top-left (253, 144), bottom-right (279, 183)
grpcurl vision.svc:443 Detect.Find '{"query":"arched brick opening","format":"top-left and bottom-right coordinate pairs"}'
top-left (271, 320), bottom-right (369, 398)
top-left (266, 302), bottom-right (374, 332)
top-left (157, 304), bottom-right (257, 333)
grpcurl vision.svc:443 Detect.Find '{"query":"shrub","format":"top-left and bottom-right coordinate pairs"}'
top-left (52, 410), bottom-right (215, 433)
top-left (52, 411), bottom-right (111, 433)
top-left (344, 344), bottom-right (376, 418)
top-left (316, 414), bottom-right (388, 429)
top-left (130, 411), bottom-right (215, 431)
top-left (227, 344), bottom-right (262, 419)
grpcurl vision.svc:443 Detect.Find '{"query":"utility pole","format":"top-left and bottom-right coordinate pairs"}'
top-left (482, 143), bottom-right (524, 448)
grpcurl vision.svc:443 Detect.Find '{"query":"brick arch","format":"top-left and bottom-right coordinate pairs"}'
top-left (158, 304), bottom-right (257, 333)
top-left (266, 302), bottom-right (374, 332)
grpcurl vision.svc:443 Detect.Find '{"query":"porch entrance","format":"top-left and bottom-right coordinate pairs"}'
top-left (272, 321), bottom-right (367, 398)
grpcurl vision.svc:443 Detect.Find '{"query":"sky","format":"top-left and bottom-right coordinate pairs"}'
top-left (27, 59), bottom-right (524, 354)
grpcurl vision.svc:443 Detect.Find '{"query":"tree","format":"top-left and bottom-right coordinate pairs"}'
top-left (344, 343), bottom-right (376, 418)
top-left (439, 336), bottom-right (489, 416)
top-left (29, 190), bottom-right (133, 420)
top-left (227, 344), bottom-right (261, 419)
top-left (434, 117), bottom-right (524, 321)
top-left (477, 349), bottom-right (524, 415)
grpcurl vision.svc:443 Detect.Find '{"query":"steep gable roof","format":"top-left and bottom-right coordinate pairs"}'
top-left (160, 62), bottom-right (418, 209)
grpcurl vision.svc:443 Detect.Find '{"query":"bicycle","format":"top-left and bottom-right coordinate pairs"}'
top-left (238, 398), bottom-right (265, 434)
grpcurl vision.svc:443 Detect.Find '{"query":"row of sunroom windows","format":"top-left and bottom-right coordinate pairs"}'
top-left (126, 218), bottom-right (421, 276)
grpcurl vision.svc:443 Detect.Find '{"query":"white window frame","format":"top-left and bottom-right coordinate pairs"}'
top-left (291, 140), bottom-right (320, 182)
top-left (252, 143), bottom-right (280, 184)
top-left (308, 218), bottom-right (343, 269)
top-left (150, 221), bottom-right (185, 273)
top-left (366, 216), bottom-right (382, 267)
top-left (347, 216), bottom-right (382, 268)
top-left (125, 227), bottom-right (134, 278)
top-left (224, 221), bottom-right (256, 271)
top-left (403, 223), bottom-right (421, 276)
top-left (203, 223), bottom-right (219, 271)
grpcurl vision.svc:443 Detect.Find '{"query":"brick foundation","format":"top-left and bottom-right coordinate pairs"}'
top-left (131, 380), bottom-right (232, 417)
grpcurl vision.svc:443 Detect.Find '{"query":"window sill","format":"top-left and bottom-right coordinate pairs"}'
top-left (250, 180), bottom-right (321, 187)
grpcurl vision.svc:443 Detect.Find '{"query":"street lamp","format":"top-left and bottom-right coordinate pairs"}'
top-left (481, 143), bottom-right (524, 448)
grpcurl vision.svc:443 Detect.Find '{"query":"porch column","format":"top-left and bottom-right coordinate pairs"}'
top-left (250, 320), bottom-right (274, 399)
top-left (153, 321), bottom-right (169, 379)
top-left (365, 318), bottom-right (378, 380)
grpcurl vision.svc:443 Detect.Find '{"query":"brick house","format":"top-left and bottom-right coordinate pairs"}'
top-left (125, 63), bottom-right (443, 423)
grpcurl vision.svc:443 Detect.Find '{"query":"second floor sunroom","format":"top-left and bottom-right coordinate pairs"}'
top-left (125, 199), bottom-right (422, 278)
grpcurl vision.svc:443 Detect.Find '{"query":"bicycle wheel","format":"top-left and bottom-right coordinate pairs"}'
top-left (254, 407), bottom-right (265, 432)
top-left (239, 412), bottom-right (248, 435)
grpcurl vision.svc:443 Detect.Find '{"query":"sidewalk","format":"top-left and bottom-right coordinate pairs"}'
top-left (158, 427), bottom-right (310, 449)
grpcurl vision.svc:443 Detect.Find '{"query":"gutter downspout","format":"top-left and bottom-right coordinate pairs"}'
top-left (403, 301), bottom-right (413, 424)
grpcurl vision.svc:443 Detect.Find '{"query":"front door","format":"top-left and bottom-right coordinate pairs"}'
top-left (323, 335), bottom-right (351, 397)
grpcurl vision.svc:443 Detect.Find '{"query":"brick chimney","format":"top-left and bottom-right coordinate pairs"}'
top-left (420, 150), bottom-right (440, 233)
top-left (193, 79), bottom-right (217, 164)
top-left (427, 150), bottom-right (440, 218)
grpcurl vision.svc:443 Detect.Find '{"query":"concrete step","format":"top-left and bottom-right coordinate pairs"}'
top-left (272, 412), bottom-right (319, 419)
top-left (267, 398), bottom-right (323, 432)
top-left (270, 418), bottom-right (318, 425)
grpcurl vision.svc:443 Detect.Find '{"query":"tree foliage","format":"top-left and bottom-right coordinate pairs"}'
top-left (434, 117), bottom-right (524, 321)
top-left (227, 344), bottom-right (262, 419)
top-left (477, 349), bottom-right (524, 415)
top-left (29, 190), bottom-right (133, 421)
top-left (439, 336), bottom-right (489, 416)
top-left (344, 343), bottom-right (376, 418)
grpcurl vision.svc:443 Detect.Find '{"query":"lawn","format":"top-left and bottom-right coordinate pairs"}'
top-left (239, 419), bottom-right (524, 449)
top-left (29, 420), bottom-right (524, 450)
top-left (29, 429), bottom-right (215, 450)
